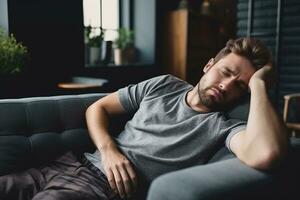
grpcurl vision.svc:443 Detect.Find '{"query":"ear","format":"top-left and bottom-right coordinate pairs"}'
top-left (203, 58), bottom-right (214, 73)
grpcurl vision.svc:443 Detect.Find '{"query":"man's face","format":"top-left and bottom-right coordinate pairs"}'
top-left (197, 53), bottom-right (256, 110)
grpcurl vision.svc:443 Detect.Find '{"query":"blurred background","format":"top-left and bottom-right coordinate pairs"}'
top-left (0, 0), bottom-right (299, 119)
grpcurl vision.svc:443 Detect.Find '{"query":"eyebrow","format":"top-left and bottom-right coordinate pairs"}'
top-left (224, 67), bottom-right (238, 76)
top-left (224, 67), bottom-right (248, 89)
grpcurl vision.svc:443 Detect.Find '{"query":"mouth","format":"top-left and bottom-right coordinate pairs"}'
top-left (209, 88), bottom-right (224, 102)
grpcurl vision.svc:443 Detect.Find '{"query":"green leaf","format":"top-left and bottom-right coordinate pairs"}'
top-left (113, 28), bottom-right (134, 50)
top-left (0, 28), bottom-right (28, 75)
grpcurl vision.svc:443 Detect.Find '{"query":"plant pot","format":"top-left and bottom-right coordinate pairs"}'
top-left (114, 47), bottom-right (136, 65)
top-left (124, 47), bottom-right (136, 64)
top-left (114, 48), bottom-right (123, 65)
top-left (100, 41), bottom-right (113, 65)
top-left (89, 47), bottom-right (101, 65)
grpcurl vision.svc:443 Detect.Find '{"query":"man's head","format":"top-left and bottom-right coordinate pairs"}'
top-left (214, 37), bottom-right (271, 70)
top-left (197, 37), bottom-right (272, 111)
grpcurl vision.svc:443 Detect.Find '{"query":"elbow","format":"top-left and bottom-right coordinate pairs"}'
top-left (244, 146), bottom-right (288, 170)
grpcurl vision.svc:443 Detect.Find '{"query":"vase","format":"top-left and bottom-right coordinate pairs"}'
top-left (114, 48), bottom-right (123, 65)
top-left (89, 47), bottom-right (101, 65)
top-left (114, 47), bottom-right (136, 65)
top-left (101, 41), bottom-right (113, 65)
top-left (124, 47), bottom-right (136, 64)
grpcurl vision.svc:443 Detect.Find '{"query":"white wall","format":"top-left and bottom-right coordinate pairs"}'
top-left (134, 0), bottom-right (156, 64)
top-left (0, 0), bottom-right (9, 34)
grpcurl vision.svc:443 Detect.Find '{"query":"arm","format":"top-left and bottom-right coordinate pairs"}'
top-left (86, 92), bottom-right (137, 199)
top-left (229, 65), bottom-right (289, 170)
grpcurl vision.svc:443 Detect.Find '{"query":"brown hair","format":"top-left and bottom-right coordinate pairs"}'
top-left (214, 37), bottom-right (272, 70)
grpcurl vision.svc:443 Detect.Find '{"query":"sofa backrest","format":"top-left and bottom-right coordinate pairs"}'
top-left (0, 93), bottom-right (107, 175)
top-left (226, 101), bottom-right (250, 121)
top-left (0, 92), bottom-right (250, 176)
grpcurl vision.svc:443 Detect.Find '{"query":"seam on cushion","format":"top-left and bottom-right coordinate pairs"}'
top-left (59, 98), bottom-right (90, 131)
top-left (56, 99), bottom-right (64, 133)
top-left (28, 136), bottom-right (33, 153)
top-left (25, 103), bottom-right (33, 153)
top-left (58, 99), bottom-right (69, 133)
top-left (82, 98), bottom-right (88, 129)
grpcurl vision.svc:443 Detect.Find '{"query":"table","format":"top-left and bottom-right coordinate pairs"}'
top-left (58, 76), bottom-right (109, 93)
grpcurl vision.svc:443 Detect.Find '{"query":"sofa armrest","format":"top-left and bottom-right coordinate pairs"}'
top-left (148, 138), bottom-right (300, 200)
top-left (147, 158), bottom-right (274, 200)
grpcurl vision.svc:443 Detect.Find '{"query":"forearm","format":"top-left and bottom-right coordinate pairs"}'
top-left (86, 101), bottom-right (138, 198)
top-left (244, 80), bottom-right (288, 168)
top-left (86, 104), bottom-right (117, 151)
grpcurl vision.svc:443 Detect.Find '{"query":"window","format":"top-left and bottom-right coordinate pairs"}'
top-left (83, 0), bottom-right (156, 66)
top-left (83, 0), bottom-right (119, 65)
top-left (0, 0), bottom-right (9, 34)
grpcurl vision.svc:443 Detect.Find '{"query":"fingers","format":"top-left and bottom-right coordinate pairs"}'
top-left (112, 167), bottom-right (126, 199)
top-left (118, 164), bottom-right (133, 198)
top-left (107, 169), bottom-right (118, 195)
top-left (125, 163), bottom-right (138, 192)
top-left (106, 161), bottom-right (138, 199)
top-left (262, 64), bottom-right (276, 88)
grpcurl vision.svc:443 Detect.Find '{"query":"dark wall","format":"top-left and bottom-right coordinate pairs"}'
top-left (237, 0), bottom-right (300, 111)
top-left (7, 0), bottom-right (84, 96)
top-left (4, 0), bottom-right (161, 98)
top-left (3, 0), bottom-right (236, 98)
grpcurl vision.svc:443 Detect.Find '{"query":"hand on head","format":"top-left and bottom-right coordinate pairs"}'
top-left (249, 62), bottom-right (275, 90)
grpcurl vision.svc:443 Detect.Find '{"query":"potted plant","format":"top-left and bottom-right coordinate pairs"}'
top-left (0, 28), bottom-right (28, 76)
top-left (84, 25), bottom-right (104, 65)
top-left (113, 28), bottom-right (135, 65)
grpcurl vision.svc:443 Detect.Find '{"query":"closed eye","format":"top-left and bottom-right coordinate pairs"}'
top-left (221, 69), bottom-right (231, 77)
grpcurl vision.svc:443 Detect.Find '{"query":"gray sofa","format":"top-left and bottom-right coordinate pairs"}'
top-left (0, 93), bottom-right (299, 200)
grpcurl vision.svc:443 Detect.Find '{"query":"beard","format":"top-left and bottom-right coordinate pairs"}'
top-left (197, 84), bottom-right (226, 111)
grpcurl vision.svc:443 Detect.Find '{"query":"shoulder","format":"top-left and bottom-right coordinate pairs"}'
top-left (210, 112), bottom-right (246, 128)
top-left (148, 74), bottom-right (185, 84)
top-left (147, 74), bottom-right (191, 91)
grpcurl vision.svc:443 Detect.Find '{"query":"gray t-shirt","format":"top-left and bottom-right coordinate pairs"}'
top-left (85, 75), bottom-right (246, 182)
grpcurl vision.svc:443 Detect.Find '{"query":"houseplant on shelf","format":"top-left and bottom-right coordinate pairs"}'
top-left (84, 25), bottom-right (104, 65)
top-left (113, 28), bottom-right (135, 65)
top-left (0, 28), bottom-right (28, 76)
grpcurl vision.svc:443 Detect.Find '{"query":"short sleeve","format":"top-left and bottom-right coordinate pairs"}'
top-left (117, 75), bottom-right (173, 114)
top-left (213, 114), bottom-right (247, 151)
top-left (225, 123), bottom-right (246, 153)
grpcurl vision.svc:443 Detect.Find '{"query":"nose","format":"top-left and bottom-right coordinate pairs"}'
top-left (219, 83), bottom-right (225, 90)
top-left (218, 78), bottom-right (236, 91)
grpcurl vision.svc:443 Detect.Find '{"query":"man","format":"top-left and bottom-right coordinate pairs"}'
top-left (0, 37), bottom-right (288, 200)
top-left (84, 37), bottom-right (288, 199)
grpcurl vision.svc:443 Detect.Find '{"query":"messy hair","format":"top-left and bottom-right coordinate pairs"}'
top-left (214, 37), bottom-right (272, 70)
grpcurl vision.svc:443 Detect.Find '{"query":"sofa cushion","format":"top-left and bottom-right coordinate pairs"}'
top-left (0, 94), bottom-right (106, 176)
top-left (0, 136), bottom-right (31, 175)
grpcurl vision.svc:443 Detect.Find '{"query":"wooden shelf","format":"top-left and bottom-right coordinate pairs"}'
top-left (163, 9), bottom-right (221, 85)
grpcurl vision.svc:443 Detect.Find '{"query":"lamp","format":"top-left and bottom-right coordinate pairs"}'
top-left (200, 0), bottom-right (211, 16)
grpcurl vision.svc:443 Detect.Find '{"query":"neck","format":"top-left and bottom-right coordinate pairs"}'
top-left (186, 87), bottom-right (211, 113)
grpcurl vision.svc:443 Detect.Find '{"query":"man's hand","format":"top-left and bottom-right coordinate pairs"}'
top-left (249, 63), bottom-right (274, 90)
top-left (100, 143), bottom-right (138, 199)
